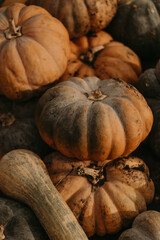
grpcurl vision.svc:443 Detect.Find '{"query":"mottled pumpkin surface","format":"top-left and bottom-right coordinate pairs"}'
top-left (119, 210), bottom-right (160, 240)
top-left (108, 0), bottom-right (160, 60)
top-left (0, 3), bottom-right (70, 101)
top-left (0, 197), bottom-right (49, 240)
top-left (35, 76), bottom-right (153, 161)
top-left (44, 151), bottom-right (154, 237)
top-left (60, 31), bottom-right (142, 85)
top-left (0, 96), bottom-right (52, 159)
top-left (27, 0), bottom-right (118, 39)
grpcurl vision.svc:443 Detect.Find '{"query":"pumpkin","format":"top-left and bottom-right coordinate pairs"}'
top-left (35, 76), bottom-right (153, 161)
top-left (136, 60), bottom-right (160, 98)
top-left (1, 0), bottom-right (26, 7)
top-left (108, 0), bottom-right (160, 60)
top-left (27, 0), bottom-right (118, 39)
top-left (0, 95), bottom-right (52, 159)
top-left (145, 98), bottom-right (160, 158)
top-left (0, 3), bottom-right (70, 101)
top-left (0, 197), bottom-right (49, 240)
top-left (60, 31), bottom-right (142, 85)
top-left (44, 151), bottom-right (155, 237)
top-left (119, 210), bottom-right (160, 240)
top-left (0, 149), bottom-right (88, 240)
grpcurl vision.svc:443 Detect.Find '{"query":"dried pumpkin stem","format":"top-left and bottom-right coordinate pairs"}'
top-left (80, 45), bottom-right (104, 62)
top-left (4, 18), bottom-right (22, 40)
top-left (0, 225), bottom-right (5, 240)
top-left (77, 165), bottom-right (104, 185)
top-left (88, 89), bottom-right (107, 101)
top-left (0, 113), bottom-right (15, 127)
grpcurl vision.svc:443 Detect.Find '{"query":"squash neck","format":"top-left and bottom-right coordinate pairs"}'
top-left (0, 225), bottom-right (5, 240)
top-left (4, 18), bottom-right (22, 40)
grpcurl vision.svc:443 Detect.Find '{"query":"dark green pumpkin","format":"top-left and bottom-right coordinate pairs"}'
top-left (108, 0), bottom-right (160, 60)
top-left (0, 197), bottom-right (49, 240)
top-left (0, 96), bottom-right (52, 159)
top-left (136, 60), bottom-right (160, 98)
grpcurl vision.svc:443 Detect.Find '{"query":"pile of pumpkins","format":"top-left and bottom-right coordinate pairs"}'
top-left (0, 0), bottom-right (160, 240)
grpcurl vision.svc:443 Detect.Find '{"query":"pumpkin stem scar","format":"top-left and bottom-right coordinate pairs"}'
top-left (0, 113), bottom-right (15, 127)
top-left (80, 45), bottom-right (104, 63)
top-left (4, 18), bottom-right (22, 40)
top-left (88, 89), bottom-right (107, 101)
top-left (76, 165), bottom-right (104, 185)
top-left (0, 225), bottom-right (5, 240)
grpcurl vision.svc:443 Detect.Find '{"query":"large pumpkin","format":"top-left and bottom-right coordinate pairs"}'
top-left (27, 0), bottom-right (118, 39)
top-left (60, 31), bottom-right (142, 85)
top-left (0, 95), bottom-right (51, 159)
top-left (0, 3), bottom-right (70, 101)
top-left (0, 197), bottom-right (49, 240)
top-left (119, 210), bottom-right (160, 240)
top-left (108, 0), bottom-right (160, 60)
top-left (35, 76), bottom-right (153, 161)
top-left (44, 151), bottom-right (155, 237)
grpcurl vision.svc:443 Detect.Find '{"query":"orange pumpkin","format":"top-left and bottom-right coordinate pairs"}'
top-left (60, 31), bottom-right (142, 85)
top-left (27, 0), bottom-right (118, 39)
top-left (35, 76), bottom-right (153, 161)
top-left (0, 3), bottom-right (70, 101)
top-left (44, 151), bottom-right (155, 237)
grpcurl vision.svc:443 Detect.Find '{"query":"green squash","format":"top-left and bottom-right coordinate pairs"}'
top-left (108, 0), bottom-right (160, 60)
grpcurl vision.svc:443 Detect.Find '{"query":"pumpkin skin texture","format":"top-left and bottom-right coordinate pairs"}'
top-left (60, 31), bottom-right (142, 85)
top-left (44, 151), bottom-right (155, 237)
top-left (35, 76), bottom-right (153, 161)
top-left (0, 96), bottom-right (52, 159)
top-left (119, 210), bottom-right (160, 240)
top-left (108, 0), bottom-right (160, 60)
top-left (0, 149), bottom-right (88, 240)
top-left (0, 3), bottom-right (70, 101)
top-left (145, 99), bottom-right (160, 158)
top-left (136, 60), bottom-right (160, 98)
top-left (0, 197), bottom-right (49, 240)
top-left (27, 0), bottom-right (118, 39)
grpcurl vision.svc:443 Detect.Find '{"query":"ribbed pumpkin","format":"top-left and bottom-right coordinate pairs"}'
top-left (0, 3), bottom-right (70, 101)
top-left (0, 197), bottom-right (49, 240)
top-left (108, 0), bottom-right (160, 60)
top-left (44, 151), bottom-right (155, 237)
top-left (27, 0), bottom-right (118, 39)
top-left (60, 31), bottom-right (142, 85)
top-left (0, 96), bottom-right (51, 159)
top-left (119, 210), bottom-right (160, 240)
top-left (35, 76), bottom-right (153, 161)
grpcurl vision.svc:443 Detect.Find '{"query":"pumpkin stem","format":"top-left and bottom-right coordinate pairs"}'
top-left (76, 165), bottom-right (104, 185)
top-left (4, 18), bottom-right (22, 40)
top-left (80, 45), bottom-right (104, 63)
top-left (0, 225), bottom-right (5, 240)
top-left (0, 113), bottom-right (15, 127)
top-left (88, 89), bottom-right (107, 101)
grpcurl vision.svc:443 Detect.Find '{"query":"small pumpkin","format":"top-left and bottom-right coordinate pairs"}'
top-left (0, 3), bottom-right (70, 101)
top-left (35, 76), bottom-right (153, 161)
top-left (108, 0), bottom-right (160, 60)
top-left (119, 210), bottom-right (160, 240)
top-left (0, 149), bottom-right (88, 240)
top-left (60, 31), bottom-right (142, 85)
top-left (27, 0), bottom-right (118, 39)
top-left (136, 60), bottom-right (160, 98)
top-left (0, 95), bottom-right (52, 159)
top-left (0, 197), bottom-right (49, 240)
top-left (44, 151), bottom-right (155, 237)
